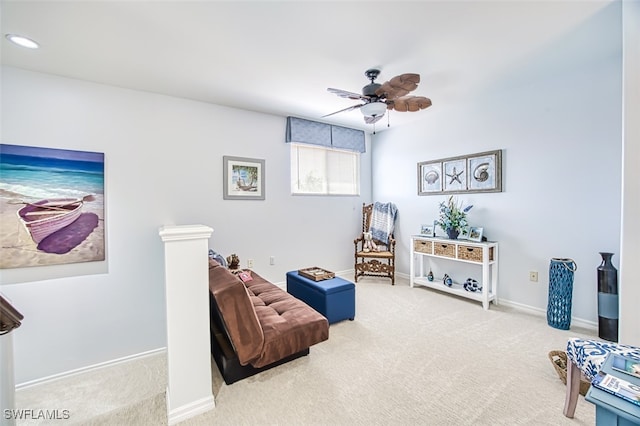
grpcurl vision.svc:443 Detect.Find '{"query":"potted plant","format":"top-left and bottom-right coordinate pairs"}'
top-left (437, 196), bottom-right (473, 239)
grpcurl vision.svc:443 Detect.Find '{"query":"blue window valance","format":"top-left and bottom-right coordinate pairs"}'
top-left (285, 116), bottom-right (365, 153)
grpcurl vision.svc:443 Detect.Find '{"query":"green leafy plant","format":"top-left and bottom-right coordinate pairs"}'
top-left (437, 196), bottom-right (473, 232)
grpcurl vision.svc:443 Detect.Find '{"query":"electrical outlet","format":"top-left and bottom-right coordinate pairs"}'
top-left (247, 259), bottom-right (254, 268)
top-left (529, 271), bottom-right (538, 282)
top-left (270, 256), bottom-right (275, 266)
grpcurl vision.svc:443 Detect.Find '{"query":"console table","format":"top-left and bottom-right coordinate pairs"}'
top-left (409, 235), bottom-right (499, 310)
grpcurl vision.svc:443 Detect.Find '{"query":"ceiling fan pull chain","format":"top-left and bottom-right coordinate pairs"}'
top-left (387, 112), bottom-right (390, 128)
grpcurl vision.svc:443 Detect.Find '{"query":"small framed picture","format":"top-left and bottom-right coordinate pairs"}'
top-left (223, 156), bottom-right (265, 200)
top-left (468, 226), bottom-right (484, 242)
top-left (420, 224), bottom-right (435, 237)
top-left (459, 226), bottom-right (470, 240)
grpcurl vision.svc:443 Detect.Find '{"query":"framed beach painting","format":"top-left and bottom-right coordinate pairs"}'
top-left (468, 226), bottom-right (484, 242)
top-left (420, 224), bottom-right (435, 237)
top-left (0, 144), bottom-right (105, 269)
top-left (223, 156), bottom-right (265, 200)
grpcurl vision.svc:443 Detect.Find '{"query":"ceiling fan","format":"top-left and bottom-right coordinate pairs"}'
top-left (323, 68), bottom-right (432, 124)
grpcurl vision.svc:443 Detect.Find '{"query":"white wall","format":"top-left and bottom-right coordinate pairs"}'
top-left (372, 2), bottom-right (622, 325)
top-left (0, 67), bottom-right (371, 383)
top-left (620, 0), bottom-right (640, 346)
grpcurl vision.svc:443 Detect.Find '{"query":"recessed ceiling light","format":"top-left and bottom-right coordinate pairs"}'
top-left (5, 34), bottom-right (39, 49)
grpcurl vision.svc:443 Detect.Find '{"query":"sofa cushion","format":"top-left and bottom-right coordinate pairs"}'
top-left (244, 276), bottom-right (329, 368)
top-left (208, 263), bottom-right (264, 366)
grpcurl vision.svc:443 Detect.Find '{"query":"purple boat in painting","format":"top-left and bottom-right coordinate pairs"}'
top-left (17, 198), bottom-right (84, 244)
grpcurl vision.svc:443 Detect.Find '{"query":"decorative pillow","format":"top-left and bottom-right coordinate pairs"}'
top-left (238, 270), bottom-right (253, 283)
top-left (230, 269), bottom-right (253, 283)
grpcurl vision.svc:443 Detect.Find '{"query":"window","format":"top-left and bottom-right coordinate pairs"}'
top-left (290, 143), bottom-right (359, 195)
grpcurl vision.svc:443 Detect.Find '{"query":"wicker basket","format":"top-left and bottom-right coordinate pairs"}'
top-left (548, 350), bottom-right (590, 396)
top-left (458, 245), bottom-right (483, 262)
top-left (414, 240), bottom-right (432, 254)
top-left (457, 245), bottom-right (495, 262)
top-left (434, 243), bottom-right (455, 258)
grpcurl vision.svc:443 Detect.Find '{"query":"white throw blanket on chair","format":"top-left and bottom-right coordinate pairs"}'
top-left (369, 202), bottom-right (398, 245)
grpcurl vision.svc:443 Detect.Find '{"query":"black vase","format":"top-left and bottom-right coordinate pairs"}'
top-left (446, 228), bottom-right (459, 239)
top-left (597, 252), bottom-right (618, 342)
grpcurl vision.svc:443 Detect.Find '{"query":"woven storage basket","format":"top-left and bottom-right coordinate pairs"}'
top-left (458, 245), bottom-right (495, 262)
top-left (458, 245), bottom-right (483, 262)
top-left (548, 350), bottom-right (590, 396)
top-left (434, 243), bottom-right (455, 258)
top-left (414, 240), bottom-right (432, 254)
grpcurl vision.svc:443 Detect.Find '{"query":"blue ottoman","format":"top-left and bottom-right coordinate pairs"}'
top-left (286, 271), bottom-right (355, 324)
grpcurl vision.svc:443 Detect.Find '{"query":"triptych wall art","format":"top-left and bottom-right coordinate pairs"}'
top-left (418, 149), bottom-right (503, 195)
top-left (0, 144), bottom-right (105, 269)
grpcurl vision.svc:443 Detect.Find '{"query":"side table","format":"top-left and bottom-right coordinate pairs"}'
top-left (585, 353), bottom-right (640, 425)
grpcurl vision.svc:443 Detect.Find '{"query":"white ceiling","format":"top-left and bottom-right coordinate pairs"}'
top-left (1, 1), bottom-right (614, 132)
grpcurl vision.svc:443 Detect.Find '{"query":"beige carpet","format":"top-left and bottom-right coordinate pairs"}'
top-left (16, 276), bottom-right (597, 425)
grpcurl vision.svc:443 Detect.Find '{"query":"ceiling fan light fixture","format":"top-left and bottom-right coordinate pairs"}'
top-left (360, 101), bottom-right (387, 117)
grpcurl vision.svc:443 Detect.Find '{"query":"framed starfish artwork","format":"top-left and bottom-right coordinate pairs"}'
top-left (443, 158), bottom-right (467, 192)
top-left (417, 150), bottom-right (502, 195)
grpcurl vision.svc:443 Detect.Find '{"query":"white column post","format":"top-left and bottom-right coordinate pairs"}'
top-left (159, 224), bottom-right (214, 425)
top-left (0, 333), bottom-right (16, 426)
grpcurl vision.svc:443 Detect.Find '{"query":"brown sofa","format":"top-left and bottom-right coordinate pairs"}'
top-left (208, 259), bottom-right (329, 384)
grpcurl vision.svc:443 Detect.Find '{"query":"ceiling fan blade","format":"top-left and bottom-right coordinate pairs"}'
top-left (375, 73), bottom-right (421, 100)
top-left (322, 103), bottom-right (363, 118)
top-left (327, 88), bottom-right (368, 101)
top-left (364, 114), bottom-right (384, 124)
top-left (388, 96), bottom-right (432, 112)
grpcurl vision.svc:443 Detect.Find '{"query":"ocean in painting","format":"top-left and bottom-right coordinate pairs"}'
top-left (0, 144), bottom-right (104, 199)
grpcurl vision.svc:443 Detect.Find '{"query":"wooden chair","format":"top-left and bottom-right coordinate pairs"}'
top-left (354, 203), bottom-right (396, 285)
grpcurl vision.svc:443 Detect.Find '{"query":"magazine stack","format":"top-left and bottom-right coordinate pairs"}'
top-left (591, 355), bottom-right (640, 407)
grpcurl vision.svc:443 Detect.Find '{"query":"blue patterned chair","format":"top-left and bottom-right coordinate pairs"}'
top-left (564, 337), bottom-right (640, 418)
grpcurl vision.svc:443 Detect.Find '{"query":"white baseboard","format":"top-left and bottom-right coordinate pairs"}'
top-left (498, 299), bottom-right (598, 332)
top-left (16, 347), bottom-right (167, 390)
top-left (396, 271), bottom-right (598, 332)
top-left (166, 391), bottom-right (215, 425)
